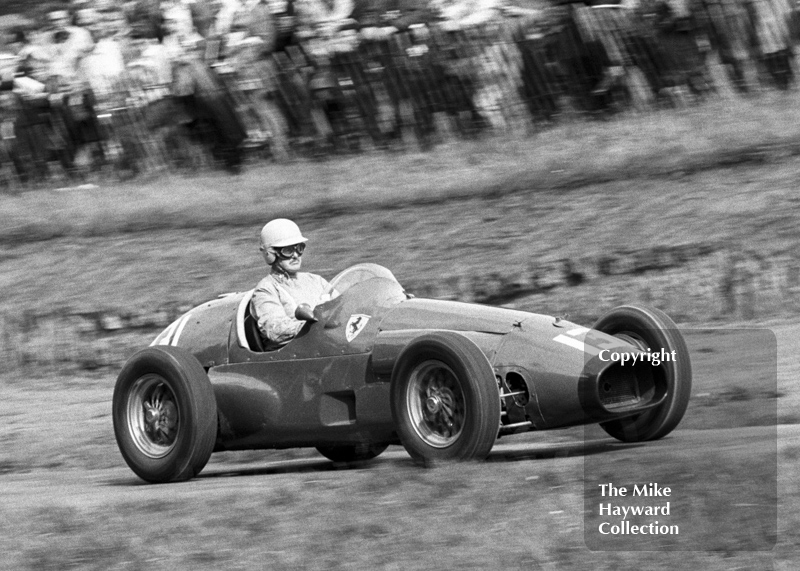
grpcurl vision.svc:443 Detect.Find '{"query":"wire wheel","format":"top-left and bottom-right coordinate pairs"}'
top-left (406, 360), bottom-right (466, 448)
top-left (390, 332), bottom-right (500, 463)
top-left (113, 346), bottom-right (217, 483)
top-left (127, 374), bottom-right (180, 459)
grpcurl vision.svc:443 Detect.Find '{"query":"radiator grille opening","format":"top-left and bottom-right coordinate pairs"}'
top-left (598, 363), bottom-right (648, 410)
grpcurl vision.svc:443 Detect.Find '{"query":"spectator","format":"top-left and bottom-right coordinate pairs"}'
top-left (6, 24), bottom-right (70, 181)
top-left (431, 0), bottom-right (524, 130)
top-left (39, 8), bottom-right (95, 84)
top-left (0, 48), bottom-right (25, 182)
top-left (352, 0), bottom-right (437, 36)
top-left (294, 0), bottom-right (358, 59)
top-left (295, 0), bottom-right (355, 33)
top-left (266, 0), bottom-right (297, 51)
top-left (78, 8), bottom-right (127, 99)
top-left (124, 0), bottom-right (167, 42)
top-left (430, 0), bottom-right (507, 30)
top-left (215, 0), bottom-right (291, 157)
top-left (347, 1), bottom-right (439, 146)
top-left (746, 0), bottom-right (795, 89)
top-left (15, 30), bottom-right (51, 83)
top-left (161, 2), bottom-right (205, 61)
top-left (162, 2), bottom-right (249, 171)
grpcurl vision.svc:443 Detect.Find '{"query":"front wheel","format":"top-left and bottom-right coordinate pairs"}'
top-left (113, 346), bottom-right (217, 483)
top-left (592, 305), bottom-right (692, 442)
top-left (390, 332), bottom-right (500, 464)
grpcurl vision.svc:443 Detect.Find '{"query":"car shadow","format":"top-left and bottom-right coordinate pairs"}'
top-left (198, 438), bottom-right (645, 478)
top-left (486, 438), bottom-right (645, 463)
top-left (104, 457), bottom-right (366, 487)
top-left (106, 438), bottom-right (646, 485)
top-left (199, 457), bottom-right (370, 479)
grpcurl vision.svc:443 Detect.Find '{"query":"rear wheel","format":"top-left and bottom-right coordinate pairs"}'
top-left (391, 332), bottom-right (500, 464)
top-left (592, 305), bottom-right (692, 442)
top-left (113, 346), bottom-right (217, 483)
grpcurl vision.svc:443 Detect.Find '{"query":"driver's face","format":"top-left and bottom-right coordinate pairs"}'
top-left (275, 252), bottom-right (302, 275)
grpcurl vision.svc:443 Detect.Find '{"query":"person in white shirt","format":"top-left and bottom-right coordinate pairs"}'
top-left (41, 9), bottom-right (95, 84)
top-left (77, 8), bottom-right (126, 99)
top-left (251, 219), bottom-right (338, 349)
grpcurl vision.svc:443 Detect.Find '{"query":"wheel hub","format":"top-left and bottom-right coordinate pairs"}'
top-left (128, 375), bottom-right (180, 459)
top-left (143, 399), bottom-right (178, 442)
top-left (425, 394), bottom-right (442, 414)
top-left (425, 387), bottom-right (455, 420)
top-left (406, 360), bottom-right (464, 448)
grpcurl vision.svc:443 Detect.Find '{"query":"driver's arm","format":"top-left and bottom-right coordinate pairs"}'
top-left (251, 282), bottom-right (305, 346)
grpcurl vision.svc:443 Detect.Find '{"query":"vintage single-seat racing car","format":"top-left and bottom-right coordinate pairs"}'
top-left (113, 264), bottom-right (692, 483)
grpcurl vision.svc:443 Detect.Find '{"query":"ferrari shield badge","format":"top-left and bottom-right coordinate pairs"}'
top-left (346, 314), bottom-right (370, 342)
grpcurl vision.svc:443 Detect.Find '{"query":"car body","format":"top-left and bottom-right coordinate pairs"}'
top-left (113, 263), bottom-right (692, 482)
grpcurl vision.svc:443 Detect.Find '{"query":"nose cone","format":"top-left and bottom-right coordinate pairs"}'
top-left (492, 322), bottom-right (644, 429)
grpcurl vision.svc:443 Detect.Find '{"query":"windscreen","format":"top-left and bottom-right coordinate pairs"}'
top-left (328, 263), bottom-right (401, 295)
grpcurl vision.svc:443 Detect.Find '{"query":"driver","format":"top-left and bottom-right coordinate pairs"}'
top-left (251, 219), bottom-right (337, 349)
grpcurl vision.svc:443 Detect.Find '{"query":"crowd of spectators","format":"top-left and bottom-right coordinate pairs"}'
top-left (0, 0), bottom-right (795, 182)
top-left (0, 0), bottom-right (539, 178)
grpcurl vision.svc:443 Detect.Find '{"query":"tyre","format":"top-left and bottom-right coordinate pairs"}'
top-left (592, 305), bottom-right (692, 442)
top-left (315, 443), bottom-right (389, 463)
top-left (390, 332), bottom-right (500, 464)
top-left (113, 346), bottom-right (217, 483)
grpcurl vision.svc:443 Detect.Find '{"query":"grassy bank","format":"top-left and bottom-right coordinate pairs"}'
top-left (2, 91), bottom-right (800, 375)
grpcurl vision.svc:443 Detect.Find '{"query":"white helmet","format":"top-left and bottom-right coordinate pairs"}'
top-left (259, 218), bottom-right (308, 250)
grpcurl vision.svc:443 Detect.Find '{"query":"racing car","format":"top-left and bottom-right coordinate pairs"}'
top-left (113, 264), bottom-right (692, 483)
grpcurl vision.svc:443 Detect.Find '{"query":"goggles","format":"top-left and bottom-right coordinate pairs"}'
top-left (273, 243), bottom-right (306, 259)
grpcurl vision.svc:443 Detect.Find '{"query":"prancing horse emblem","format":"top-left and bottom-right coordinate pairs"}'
top-left (346, 314), bottom-right (370, 342)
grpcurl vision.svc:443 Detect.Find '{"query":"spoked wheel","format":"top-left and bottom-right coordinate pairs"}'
top-left (127, 374), bottom-right (181, 459)
top-left (406, 360), bottom-right (466, 448)
top-left (113, 346), bottom-right (217, 483)
top-left (391, 332), bottom-right (500, 464)
top-left (592, 305), bottom-right (692, 442)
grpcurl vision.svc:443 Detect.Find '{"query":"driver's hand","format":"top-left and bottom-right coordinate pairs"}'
top-left (295, 303), bottom-right (317, 322)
